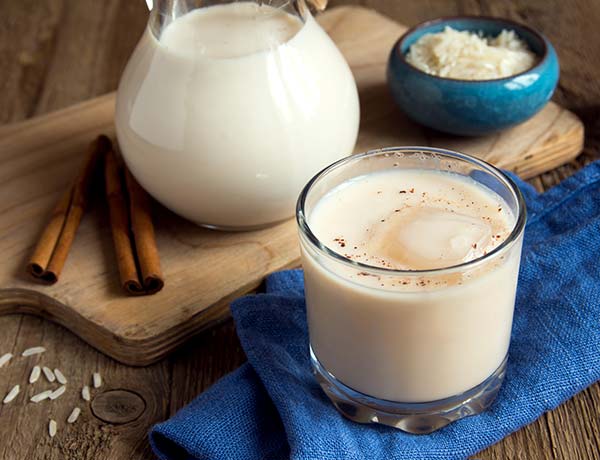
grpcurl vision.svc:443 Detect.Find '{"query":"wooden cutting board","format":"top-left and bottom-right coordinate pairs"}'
top-left (0, 6), bottom-right (583, 366)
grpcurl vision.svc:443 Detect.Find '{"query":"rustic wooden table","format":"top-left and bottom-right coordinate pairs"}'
top-left (1, 1), bottom-right (599, 459)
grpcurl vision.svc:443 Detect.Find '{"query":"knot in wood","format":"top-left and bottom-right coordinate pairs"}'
top-left (91, 389), bottom-right (146, 424)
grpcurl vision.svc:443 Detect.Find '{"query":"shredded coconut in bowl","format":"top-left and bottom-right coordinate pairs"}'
top-left (406, 26), bottom-right (537, 80)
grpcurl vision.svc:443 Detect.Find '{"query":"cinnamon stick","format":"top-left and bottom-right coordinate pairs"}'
top-left (125, 169), bottom-right (164, 294)
top-left (26, 135), bottom-right (111, 283)
top-left (104, 149), bottom-right (163, 295)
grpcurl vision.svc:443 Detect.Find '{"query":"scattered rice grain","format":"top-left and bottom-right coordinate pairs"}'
top-left (54, 368), bottom-right (67, 385)
top-left (29, 365), bottom-right (41, 384)
top-left (0, 353), bottom-right (12, 368)
top-left (49, 385), bottom-right (66, 400)
top-left (30, 389), bottom-right (53, 403)
top-left (42, 366), bottom-right (56, 383)
top-left (22, 346), bottom-right (46, 357)
top-left (81, 385), bottom-right (91, 401)
top-left (93, 372), bottom-right (102, 389)
top-left (48, 419), bottom-right (57, 438)
top-left (3, 384), bottom-right (20, 404)
top-left (67, 407), bottom-right (81, 424)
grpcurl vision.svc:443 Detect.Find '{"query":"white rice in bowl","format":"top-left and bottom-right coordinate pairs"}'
top-left (406, 26), bottom-right (537, 80)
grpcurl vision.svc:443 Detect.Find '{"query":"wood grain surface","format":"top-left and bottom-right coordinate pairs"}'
top-left (0, 1), bottom-right (598, 459)
top-left (0, 7), bottom-right (584, 367)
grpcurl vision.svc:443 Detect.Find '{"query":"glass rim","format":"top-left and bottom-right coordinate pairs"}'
top-left (296, 146), bottom-right (527, 276)
top-left (149, 0), bottom-right (310, 39)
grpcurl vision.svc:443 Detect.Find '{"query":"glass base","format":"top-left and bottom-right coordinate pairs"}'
top-left (311, 348), bottom-right (507, 434)
top-left (197, 222), bottom-right (271, 232)
top-left (195, 216), bottom-right (291, 232)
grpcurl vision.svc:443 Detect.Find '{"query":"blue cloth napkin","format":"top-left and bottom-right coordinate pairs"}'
top-left (150, 162), bottom-right (600, 460)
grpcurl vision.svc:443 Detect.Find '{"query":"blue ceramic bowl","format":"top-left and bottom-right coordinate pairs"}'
top-left (387, 16), bottom-right (559, 136)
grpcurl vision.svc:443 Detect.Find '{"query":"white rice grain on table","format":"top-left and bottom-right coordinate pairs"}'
top-left (93, 372), bottom-right (102, 389)
top-left (30, 389), bottom-right (53, 403)
top-left (42, 366), bottom-right (56, 383)
top-left (0, 353), bottom-right (12, 368)
top-left (67, 407), bottom-right (81, 424)
top-left (3, 384), bottom-right (20, 404)
top-left (48, 419), bottom-right (57, 438)
top-left (81, 385), bottom-right (91, 402)
top-left (22, 346), bottom-right (46, 357)
top-left (54, 368), bottom-right (67, 385)
top-left (29, 365), bottom-right (41, 384)
top-left (49, 385), bottom-right (66, 400)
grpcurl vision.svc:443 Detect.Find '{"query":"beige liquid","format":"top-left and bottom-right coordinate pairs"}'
top-left (115, 3), bottom-right (359, 228)
top-left (302, 169), bottom-right (522, 402)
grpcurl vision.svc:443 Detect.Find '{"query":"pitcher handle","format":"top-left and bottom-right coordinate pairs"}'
top-left (306, 0), bottom-right (327, 12)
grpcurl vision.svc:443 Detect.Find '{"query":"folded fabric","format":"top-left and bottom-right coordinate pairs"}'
top-left (150, 163), bottom-right (600, 460)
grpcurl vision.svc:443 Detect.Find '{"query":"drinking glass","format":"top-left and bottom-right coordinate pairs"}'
top-left (297, 147), bottom-right (526, 433)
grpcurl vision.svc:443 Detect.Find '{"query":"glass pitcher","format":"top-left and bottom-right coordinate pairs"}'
top-left (115, 0), bottom-right (359, 230)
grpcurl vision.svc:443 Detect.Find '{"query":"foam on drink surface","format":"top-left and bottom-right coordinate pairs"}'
top-left (309, 168), bottom-right (514, 287)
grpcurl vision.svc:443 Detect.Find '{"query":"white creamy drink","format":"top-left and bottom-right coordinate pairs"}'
top-left (116, 2), bottom-right (359, 228)
top-left (302, 167), bottom-right (522, 403)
